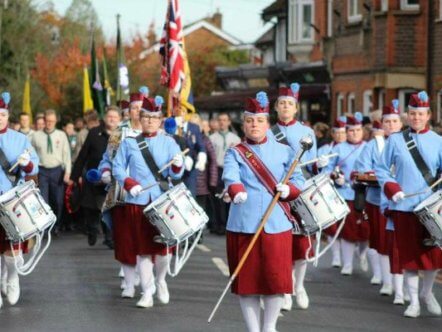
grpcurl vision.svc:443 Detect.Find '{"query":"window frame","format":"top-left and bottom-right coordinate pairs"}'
top-left (337, 93), bottom-right (345, 117)
top-left (440, 0), bottom-right (442, 20)
top-left (400, 0), bottom-right (420, 11)
top-left (347, 0), bottom-right (362, 23)
top-left (288, 0), bottom-right (315, 44)
top-left (347, 92), bottom-right (356, 114)
top-left (381, 0), bottom-right (388, 12)
top-left (327, 0), bottom-right (333, 37)
top-left (363, 90), bottom-right (373, 116)
top-left (437, 89), bottom-right (442, 123)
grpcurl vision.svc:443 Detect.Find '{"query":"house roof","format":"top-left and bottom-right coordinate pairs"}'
top-left (255, 26), bottom-right (275, 47)
top-left (139, 20), bottom-right (243, 59)
top-left (262, 0), bottom-right (286, 21)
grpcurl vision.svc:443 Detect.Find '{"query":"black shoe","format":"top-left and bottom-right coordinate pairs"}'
top-left (88, 233), bottom-right (97, 246)
top-left (102, 239), bottom-right (114, 249)
top-left (52, 226), bottom-right (60, 237)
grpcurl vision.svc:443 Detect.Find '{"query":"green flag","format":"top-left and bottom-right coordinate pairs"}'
top-left (116, 14), bottom-right (129, 101)
top-left (90, 35), bottom-right (105, 117)
top-left (102, 47), bottom-right (114, 106)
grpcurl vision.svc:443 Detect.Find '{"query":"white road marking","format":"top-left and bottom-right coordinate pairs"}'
top-left (212, 257), bottom-right (229, 277)
top-left (197, 244), bottom-right (211, 252)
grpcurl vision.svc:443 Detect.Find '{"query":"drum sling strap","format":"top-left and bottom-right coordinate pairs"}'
top-left (134, 135), bottom-right (176, 192)
top-left (234, 143), bottom-right (300, 233)
top-left (271, 124), bottom-right (311, 179)
top-left (0, 147), bottom-right (19, 186)
top-left (402, 129), bottom-right (438, 192)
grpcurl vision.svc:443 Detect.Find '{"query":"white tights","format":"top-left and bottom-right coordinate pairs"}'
top-left (238, 295), bottom-right (283, 332)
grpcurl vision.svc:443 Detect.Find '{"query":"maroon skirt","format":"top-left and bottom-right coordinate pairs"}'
top-left (386, 230), bottom-right (402, 274)
top-left (324, 222), bottom-right (339, 237)
top-left (391, 211), bottom-right (442, 271)
top-left (0, 224), bottom-right (29, 254)
top-left (339, 201), bottom-right (370, 243)
top-left (292, 234), bottom-right (314, 261)
top-left (226, 230), bottom-right (292, 295)
top-left (112, 204), bottom-right (169, 265)
top-left (366, 202), bottom-right (389, 255)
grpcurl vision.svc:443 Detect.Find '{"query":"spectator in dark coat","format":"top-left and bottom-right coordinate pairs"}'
top-left (69, 106), bottom-right (121, 246)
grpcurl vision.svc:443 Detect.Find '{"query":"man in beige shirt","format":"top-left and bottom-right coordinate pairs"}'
top-left (31, 109), bottom-right (71, 234)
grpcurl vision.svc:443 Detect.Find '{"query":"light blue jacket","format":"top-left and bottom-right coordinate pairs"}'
top-left (0, 129), bottom-right (39, 194)
top-left (353, 137), bottom-right (384, 206)
top-left (323, 141), bottom-right (366, 200)
top-left (375, 130), bottom-right (442, 212)
top-left (223, 137), bottom-right (305, 234)
top-left (267, 121), bottom-right (317, 168)
top-left (112, 133), bottom-right (184, 205)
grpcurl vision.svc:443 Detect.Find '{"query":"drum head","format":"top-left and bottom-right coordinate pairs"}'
top-left (414, 190), bottom-right (442, 212)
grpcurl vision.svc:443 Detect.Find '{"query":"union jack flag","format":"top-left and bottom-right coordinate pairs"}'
top-left (159, 0), bottom-right (185, 95)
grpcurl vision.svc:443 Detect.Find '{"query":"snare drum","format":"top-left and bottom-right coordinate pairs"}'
top-left (0, 181), bottom-right (56, 243)
top-left (413, 190), bottom-right (442, 245)
top-left (291, 174), bottom-right (350, 235)
top-left (143, 183), bottom-right (208, 245)
top-left (102, 179), bottom-right (126, 211)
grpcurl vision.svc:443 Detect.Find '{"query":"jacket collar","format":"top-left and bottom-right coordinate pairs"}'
top-left (246, 136), bottom-right (268, 145)
top-left (277, 119), bottom-right (297, 126)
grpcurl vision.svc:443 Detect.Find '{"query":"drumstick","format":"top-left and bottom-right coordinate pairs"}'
top-left (207, 136), bottom-right (313, 323)
top-left (8, 149), bottom-right (31, 173)
top-left (215, 188), bottom-right (227, 199)
top-left (298, 153), bottom-right (338, 167)
top-left (157, 148), bottom-right (190, 174)
top-left (404, 176), bottom-right (442, 199)
top-left (139, 182), bottom-right (159, 193)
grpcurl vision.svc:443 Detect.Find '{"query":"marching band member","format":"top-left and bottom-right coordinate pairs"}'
top-left (174, 106), bottom-right (207, 197)
top-left (376, 91), bottom-right (442, 318)
top-left (353, 113), bottom-right (398, 295)
top-left (99, 93), bottom-right (144, 289)
top-left (223, 91), bottom-right (304, 332)
top-left (324, 113), bottom-right (369, 276)
top-left (267, 83), bottom-right (323, 311)
top-left (318, 117), bottom-right (347, 268)
top-left (376, 102), bottom-right (405, 305)
top-left (0, 92), bottom-right (39, 308)
top-left (112, 95), bottom-right (184, 308)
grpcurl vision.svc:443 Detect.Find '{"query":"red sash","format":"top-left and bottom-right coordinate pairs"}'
top-left (234, 143), bottom-right (299, 232)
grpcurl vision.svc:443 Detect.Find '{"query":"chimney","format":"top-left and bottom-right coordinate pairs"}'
top-left (210, 8), bottom-right (222, 29)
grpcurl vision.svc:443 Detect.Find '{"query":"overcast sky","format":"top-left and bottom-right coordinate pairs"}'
top-left (47, 0), bottom-right (275, 44)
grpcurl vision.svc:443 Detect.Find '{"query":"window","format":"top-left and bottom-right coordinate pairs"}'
top-left (381, 0), bottom-right (388, 12)
top-left (363, 90), bottom-right (373, 115)
top-left (327, 0), bottom-right (333, 37)
top-left (378, 89), bottom-right (386, 110)
top-left (275, 19), bottom-right (287, 62)
top-left (347, 92), bottom-right (356, 114)
top-left (348, 0), bottom-right (362, 23)
top-left (437, 90), bottom-right (442, 122)
top-left (398, 89), bottom-right (417, 113)
top-left (440, 0), bottom-right (442, 19)
top-left (288, 0), bottom-right (315, 43)
top-left (400, 0), bottom-right (419, 11)
top-left (337, 93), bottom-right (344, 116)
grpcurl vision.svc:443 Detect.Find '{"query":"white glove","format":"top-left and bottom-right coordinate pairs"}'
top-left (335, 175), bottom-right (345, 186)
top-left (184, 156), bottom-right (194, 171)
top-left (101, 171), bottom-right (111, 184)
top-left (317, 155), bottom-right (329, 168)
top-left (172, 154), bottom-right (184, 168)
top-left (129, 184), bottom-right (143, 197)
top-left (195, 152), bottom-right (207, 172)
top-left (233, 192), bottom-right (247, 204)
top-left (18, 151), bottom-right (31, 167)
top-left (174, 116), bottom-right (183, 128)
top-left (276, 183), bottom-right (290, 199)
top-left (392, 191), bottom-right (405, 203)
top-left (223, 192), bottom-right (232, 203)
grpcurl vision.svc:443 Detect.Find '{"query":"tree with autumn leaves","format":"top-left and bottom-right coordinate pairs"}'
top-left (0, 0), bottom-right (249, 122)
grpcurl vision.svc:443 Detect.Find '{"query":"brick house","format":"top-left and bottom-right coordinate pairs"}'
top-left (326, 0), bottom-right (442, 122)
top-left (250, 0), bottom-right (442, 124)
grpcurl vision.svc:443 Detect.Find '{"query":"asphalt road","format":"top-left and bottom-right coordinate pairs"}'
top-left (1, 231), bottom-right (441, 332)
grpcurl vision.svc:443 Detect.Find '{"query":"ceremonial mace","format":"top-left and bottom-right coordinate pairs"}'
top-left (207, 136), bottom-right (313, 323)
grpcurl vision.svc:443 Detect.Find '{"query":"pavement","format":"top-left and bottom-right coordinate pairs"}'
top-left (0, 230), bottom-right (441, 332)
